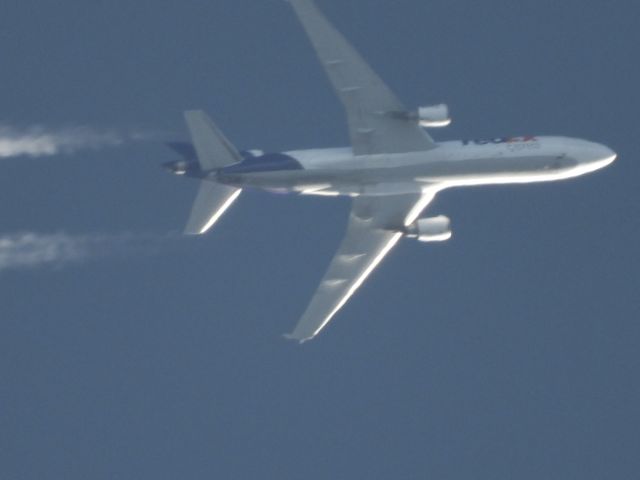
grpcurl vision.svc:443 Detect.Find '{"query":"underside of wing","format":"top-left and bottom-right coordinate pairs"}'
top-left (285, 213), bottom-right (402, 343)
top-left (287, 0), bottom-right (436, 156)
top-left (285, 189), bottom-right (438, 343)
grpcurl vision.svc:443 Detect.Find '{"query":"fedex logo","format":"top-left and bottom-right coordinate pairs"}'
top-left (462, 136), bottom-right (538, 146)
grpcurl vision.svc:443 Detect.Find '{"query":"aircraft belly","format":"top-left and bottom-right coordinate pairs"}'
top-left (218, 154), bottom-right (569, 193)
top-left (220, 169), bottom-right (353, 192)
top-left (418, 154), bottom-right (578, 184)
top-left (422, 154), bottom-right (550, 175)
top-left (220, 168), bottom-right (421, 195)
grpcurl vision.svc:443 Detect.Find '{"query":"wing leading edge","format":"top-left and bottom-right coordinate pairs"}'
top-left (286, 190), bottom-right (438, 343)
top-left (287, 0), bottom-right (436, 155)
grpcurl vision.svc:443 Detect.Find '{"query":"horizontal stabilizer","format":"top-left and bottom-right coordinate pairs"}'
top-left (185, 182), bottom-right (242, 235)
top-left (184, 110), bottom-right (242, 170)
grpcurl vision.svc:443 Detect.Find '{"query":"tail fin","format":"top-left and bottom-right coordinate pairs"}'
top-left (183, 110), bottom-right (242, 235)
top-left (184, 110), bottom-right (242, 170)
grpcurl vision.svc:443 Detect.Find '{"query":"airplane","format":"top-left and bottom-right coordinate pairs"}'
top-left (164, 0), bottom-right (617, 343)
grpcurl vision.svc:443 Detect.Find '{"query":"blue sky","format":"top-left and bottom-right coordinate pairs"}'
top-left (1, 0), bottom-right (639, 478)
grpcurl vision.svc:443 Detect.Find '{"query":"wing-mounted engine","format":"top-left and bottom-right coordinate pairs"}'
top-left (417, 104), bottom-right (451, 128)
top-left (406, 215), bottom-right (452, 242)
top-left (388, 104), bottom-right (451, 128)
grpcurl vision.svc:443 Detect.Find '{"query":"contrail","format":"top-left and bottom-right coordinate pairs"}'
top-left (0, 125), bottom-right (161, 159)
top-left (0, 232), bottom-right (181, 273)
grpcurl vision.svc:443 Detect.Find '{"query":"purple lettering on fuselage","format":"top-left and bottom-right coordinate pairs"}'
top-left (462, 136), bottom-right (538, 146)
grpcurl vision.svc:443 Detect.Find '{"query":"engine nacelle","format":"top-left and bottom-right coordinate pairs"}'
top-left (163, 160), bottom-right (190, 175)
top-left (417, 104), bottom-right (451, 128)
top-left (406, 215), bottom-right (452, 242)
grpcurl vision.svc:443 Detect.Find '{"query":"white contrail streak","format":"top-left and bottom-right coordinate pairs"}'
top-left (0, 233), bottom-right (92, 271)
top-left (0, 125), bottom-right (126, 158)
top-left (0, 232), bottom-right (178, 273)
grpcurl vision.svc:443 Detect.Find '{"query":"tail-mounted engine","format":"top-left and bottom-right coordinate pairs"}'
top-left (406, 215), bottom-right (452, 242)
top-left (163, 160), bottom-right (196, 176)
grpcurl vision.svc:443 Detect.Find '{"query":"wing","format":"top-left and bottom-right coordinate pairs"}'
top-left (285, 188), bottom-right (437, 343)
top-left (287, 0), bottom-right (436, 156)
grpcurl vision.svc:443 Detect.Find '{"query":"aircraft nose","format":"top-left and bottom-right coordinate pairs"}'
top-left (594, 143), bottom-right (617, 163)
top-left (580, 142), bottom-right (617, 168)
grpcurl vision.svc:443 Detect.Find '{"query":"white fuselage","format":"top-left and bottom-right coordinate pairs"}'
top-left (216, 136), bottom-right (616, 197)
